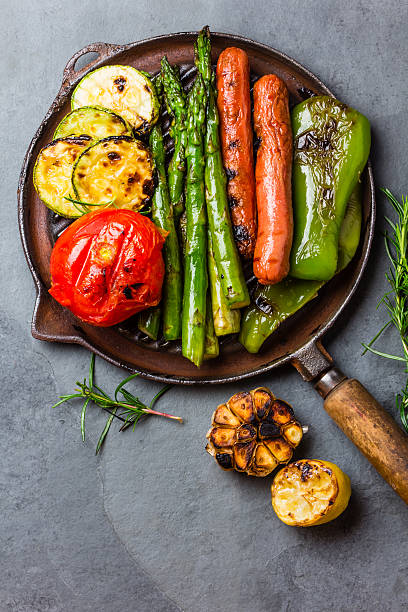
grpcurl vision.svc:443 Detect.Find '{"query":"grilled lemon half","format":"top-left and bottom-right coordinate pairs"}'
top-left (271, 459), bottom-right (351, 526)
top-left (206, 387), bottom-right (303, 477)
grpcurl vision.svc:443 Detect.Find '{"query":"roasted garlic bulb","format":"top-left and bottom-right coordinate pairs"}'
top-left (206, 387), bottom-right (303, 477)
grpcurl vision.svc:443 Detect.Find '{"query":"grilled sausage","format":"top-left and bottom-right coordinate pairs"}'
top-left (216, 47), bottom-right (257, 259)
top-left (253, 74), bottom-right (293, 284)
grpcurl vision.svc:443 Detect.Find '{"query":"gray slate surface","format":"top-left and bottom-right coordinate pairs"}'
top-left (2, 0), bottom-right (408, 610)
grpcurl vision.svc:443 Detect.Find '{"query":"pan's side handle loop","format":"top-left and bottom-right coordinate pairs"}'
top-left (62, 42), bottom-right (122, 88)
top-left (294, 340), bottom-right (408, 505)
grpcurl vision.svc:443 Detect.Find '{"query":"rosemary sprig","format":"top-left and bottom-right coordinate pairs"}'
top-left (64, 195), bottom-right (151, 217)
top-left (362, 188), bottom-right (408, 432)
top-left (64, 194), bottom-right (117, 215)
top-left (138, 206), bottom-right (152, 216)
top-left (53, 354), bottom-right (182, 453)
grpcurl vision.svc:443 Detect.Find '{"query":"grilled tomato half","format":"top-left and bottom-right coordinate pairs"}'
top-left (206, 387), bottom-right (303, 476)
top-left (271, 459), bottom-right (351, 526)
top-left (49, 209), bottom-right (165, 326)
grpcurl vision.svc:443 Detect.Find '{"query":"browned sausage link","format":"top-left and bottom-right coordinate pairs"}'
top-left (216, 47), bottom-right (257, 259)
top-left (253, 74), bottom-right (293, 285)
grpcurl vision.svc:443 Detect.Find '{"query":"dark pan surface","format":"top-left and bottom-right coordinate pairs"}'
top-left (18, 32), bottom-right (375, 384)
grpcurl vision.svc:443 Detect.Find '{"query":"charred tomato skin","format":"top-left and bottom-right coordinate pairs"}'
top-left (49, 209), bottom-right (165, 326)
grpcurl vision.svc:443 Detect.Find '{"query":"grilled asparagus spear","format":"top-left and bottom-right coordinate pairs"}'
top-left (179, 210), bottom-right (187, 255)
top-left (179, 198), bottom-right (222, 361)
top-left (182, 74), bottom-right (208, 367)
top-left (148, 75), bottom-right (182, 341)
top-left (195, 27), bottom-right (250, 309)
top-left (161, 57), bottom-right (187, 225)
top-left (208, 234), bottom-right (241, 336)
top-left (138, 306), bottom-right (161, 341)
top-left (204, 293), bottom-right (219, 359)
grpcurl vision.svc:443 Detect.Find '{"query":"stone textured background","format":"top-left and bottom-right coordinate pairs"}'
top-left (2, 1), bottom-right (408, 610)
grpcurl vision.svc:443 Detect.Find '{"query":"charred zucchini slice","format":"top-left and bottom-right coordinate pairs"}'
top-left (72, 136), bottom-right (154, 211)
top-left (54, 106), bottom-right (130, 141)
top-left (33, 136), bottom-right (91, 217)
top-left (71, 65), bottom-right (159, 134)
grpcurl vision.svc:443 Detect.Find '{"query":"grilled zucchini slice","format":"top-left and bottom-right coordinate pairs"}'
top-left (33, 136), bottom-right (91, 217)
top-left (54, 106), bottom-right (130, 141)
top-left (72, 136), bottom-right (154, 211)
top-left (71, 65), bottom-right (159, 134)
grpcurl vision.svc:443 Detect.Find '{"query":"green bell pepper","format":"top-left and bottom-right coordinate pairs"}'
top-left (290, 96), bottom-right (370, 281)
top-left (239, 183), bottom-right (363, 354)
top-left (336, 182), bottom-right (362, 272)
top-left (239, 277), bottom-right (323, 354)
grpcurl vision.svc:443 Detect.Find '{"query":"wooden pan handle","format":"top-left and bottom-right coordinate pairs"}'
top-left (323, 377), bottom-right (408, 504)
top-left (292, 341), bottom-right (408, 503)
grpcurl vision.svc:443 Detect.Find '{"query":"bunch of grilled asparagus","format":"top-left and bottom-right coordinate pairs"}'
top-left (139, 27), bottom-right (249, 366)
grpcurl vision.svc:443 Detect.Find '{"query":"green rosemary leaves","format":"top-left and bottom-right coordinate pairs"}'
top-left (53, 354), bottom-right (182, 453)
top-left (363, 189), bottom-right (408, 432)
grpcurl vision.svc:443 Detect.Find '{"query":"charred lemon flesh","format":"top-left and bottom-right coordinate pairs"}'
top-left (271, 459), bottom-right (351, 526)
